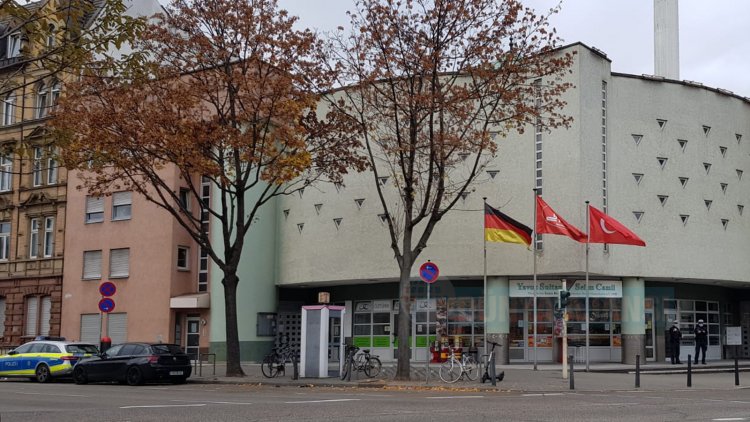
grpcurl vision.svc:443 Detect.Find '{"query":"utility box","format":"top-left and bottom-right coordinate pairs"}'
top-left (300, 305), bottom-right (346, 378)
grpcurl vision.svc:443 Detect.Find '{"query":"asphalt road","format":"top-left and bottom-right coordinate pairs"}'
top-left (1, 379), bottom-right (749, 422)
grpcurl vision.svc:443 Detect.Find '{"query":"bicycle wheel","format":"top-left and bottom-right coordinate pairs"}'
top-left (340, 358), bottom-right (351, 380)
top-left (439, 360), bottom-right (461, 383)
top-left (261, 354), bottom-right (279, 378)
top-left (462, 356), bottom-right (478, 381)
top-left (364, 357), bottom-right (381, 378)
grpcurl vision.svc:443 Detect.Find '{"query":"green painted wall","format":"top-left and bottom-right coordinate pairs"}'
top-left (209, 188), bottom-right (278, 361)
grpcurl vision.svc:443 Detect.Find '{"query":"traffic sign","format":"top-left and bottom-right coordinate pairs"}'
top-left (419, 261), bottom-right (439, 284)
top-left (99, 281), bottom-right (117, 297)
top-left (98, 298), bottom-right (116, 313)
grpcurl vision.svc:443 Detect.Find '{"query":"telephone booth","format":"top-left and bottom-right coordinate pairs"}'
top-left (300, 305), bottom-right (346, 378)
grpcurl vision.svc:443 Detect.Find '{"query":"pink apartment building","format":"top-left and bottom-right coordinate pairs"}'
top-left (60, 169), bottom-right (211, 359)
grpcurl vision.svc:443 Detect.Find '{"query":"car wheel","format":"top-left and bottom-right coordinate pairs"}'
top-left (35, 364), bottom-right (51, 383)
top-left (126, 366), bottom-right (144, 386)
top-left (171, 376), bottom-right (187, 385)
top-left (73, 366), bottom-right (88, 385)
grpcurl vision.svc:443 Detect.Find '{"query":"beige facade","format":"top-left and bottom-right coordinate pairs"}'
top-left (60, 168), bottom-right (211, 356)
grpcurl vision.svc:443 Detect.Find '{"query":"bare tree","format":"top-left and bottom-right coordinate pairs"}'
top-left (325, 0), bottom-right (574, 379)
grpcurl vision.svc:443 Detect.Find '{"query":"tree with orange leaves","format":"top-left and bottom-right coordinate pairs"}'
top-left (325, 0), bottom-right (574, 379)
top-left (51, 0), bottom-right (364, 377)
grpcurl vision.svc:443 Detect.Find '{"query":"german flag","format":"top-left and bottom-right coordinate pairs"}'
top-left (484, 203), bottom-right (533, 246)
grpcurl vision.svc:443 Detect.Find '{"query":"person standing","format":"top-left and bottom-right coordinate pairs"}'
top-left (694, 319), bottom-right (708, 364)
top-left (668, 320), bottom-right (682, 364)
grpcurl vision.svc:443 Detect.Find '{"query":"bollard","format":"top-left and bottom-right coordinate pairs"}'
top-left (293, 357), bottom-right (299, 380)
top-left (635, 354), bottom-right (640, 388)
top-left (687, 355), bottom-right (692, 387)
top-left (735, 357), bottom-right (740, 386)
top-left (569, 354), bottom-right (575, 390)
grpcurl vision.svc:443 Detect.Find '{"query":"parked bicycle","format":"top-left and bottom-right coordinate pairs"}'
top-left (439, 346), bottom-right (478, 383)
top-left (261, 340), bottom-right (297, 378)
top-left (481, 341), bottom-right (504, 384)
top-left (341, 345), bottom-right (382, 380)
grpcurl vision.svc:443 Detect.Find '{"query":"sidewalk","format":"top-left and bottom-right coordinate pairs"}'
top-left (189, 359), bottom-right (750, 392)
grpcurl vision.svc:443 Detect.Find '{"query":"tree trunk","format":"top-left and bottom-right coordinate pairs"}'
top-left (223, 272), bottom-right (245, 377)
top-left (395, 250), bottom-right (414, 380)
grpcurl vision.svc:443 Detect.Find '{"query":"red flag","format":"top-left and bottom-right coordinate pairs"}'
top-left (588, 205), bottom-right (646, 246)
top-left (535, 196), bottom-right (587, 242)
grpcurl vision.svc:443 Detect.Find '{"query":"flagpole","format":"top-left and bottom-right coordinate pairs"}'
top-left (532, 189), bottom-right (538, 370)
top-left (585, 200), bottom-right (590, 372)
top-left (483, 197), bottom-right (488, 358)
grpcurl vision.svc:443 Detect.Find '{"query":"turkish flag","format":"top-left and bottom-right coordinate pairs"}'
top-left (588, 205), bottom-right (646, 246)
top-left (535, 196), bottom-right (587, 242)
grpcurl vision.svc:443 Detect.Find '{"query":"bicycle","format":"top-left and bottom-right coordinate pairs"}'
top-left (261, 341), bottom-right (297, 378)
top-left (480, 341), bottom-right (505, 384)
top-left (439, 346), bottom-right (478, 383)
top-left (340, 345), bottom-right (382, 380)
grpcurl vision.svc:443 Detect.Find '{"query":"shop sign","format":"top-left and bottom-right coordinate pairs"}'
top-left (372, 300), bottom-right (392, 312)
top-left (509, 280), bottom-right (622, 298)
top-left (415, 298), bottom-right (436, 311)
top-left (355, 301), bottom-right (372, 312)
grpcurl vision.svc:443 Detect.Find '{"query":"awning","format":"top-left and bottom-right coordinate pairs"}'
top-left (170, 293), bottom-right (210, 309)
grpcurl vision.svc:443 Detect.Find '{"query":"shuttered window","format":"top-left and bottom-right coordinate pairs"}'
top-left (112, 191), bottom-right (132, 221)
top-left (109, 248), bottom-right (129, 278)
top-left (85, 196), bottom-right (104, 223)
top-left (0, 297), bottom-right (6, 337)
top-left (107, 313), bottom-right (127, 344)
top-left (25, 296), bottom-right (38, 336)
top-left (40, 296), bottom-right (51, 336)
top-left (83, 250), bottom-right (102, 279)
top-left (80, 314), bottom-right (100, 344)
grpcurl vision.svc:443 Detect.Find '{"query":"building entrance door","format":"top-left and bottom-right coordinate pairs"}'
top-left (186, 317), bottom-right (200, 361)
top-left (645, 305), bottom-right (655, 361)
top-left (509, 310), bottom-right (526, 361)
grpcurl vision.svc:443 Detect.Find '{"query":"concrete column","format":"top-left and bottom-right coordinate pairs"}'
top-left (485, 276), bottom-right (509, 364)
top-left (621, 277), bottom-right (646, 364)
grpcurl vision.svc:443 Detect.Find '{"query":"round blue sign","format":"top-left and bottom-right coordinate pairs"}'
top-left (98, 298), bottom-right (116, 313)
top-left (419, 262), bottom-right (439, 284)
top-left (99, 282), bottom-right (116, 297)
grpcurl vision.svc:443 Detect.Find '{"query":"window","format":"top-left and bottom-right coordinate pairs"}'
top-left (0, 155), bottom-right (12, 191)
top-left (107, 313), bottom-right (127, 344)
top-left (3, 93), bottom-right (16, 125)
top-left (7, 32), bottom-right (21, 58)
top-left (32, 147), bottom-right (43, 186)
top-left (29, 218), bottom-right (39, 258)
top-left (109, 248), bottom-right (130, 278)
top-left (177, 246), bottom-right (189, 270)
top-left (112, 191), bottom-right (132, 221)
top-left (83, 250), bottom-right (102, 279)
top-left (50, 82), bottom-right (60, 110)
top-left (47, 148), bottom-right (58, 185)
top-left (85, 196), bottom-right (104, 223)
top-left (37, 83), bottom-right (49, 118)
top-left (79, 314), bottom-right (101, 344)
top-left (24, 295), bottom-right (51, 337)
top-left (46, 24), bottom-right (56, 47)
top-left (43, 217), bottom-right (54, 257)
top-left (178, 188), bottom-right (191, 211)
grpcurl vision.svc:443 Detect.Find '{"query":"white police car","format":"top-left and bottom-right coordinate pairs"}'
top-left (0, 336), bottom-right (99, 383)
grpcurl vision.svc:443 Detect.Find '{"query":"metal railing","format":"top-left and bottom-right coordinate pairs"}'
top-left (193, 353), bottom-right (216, 377)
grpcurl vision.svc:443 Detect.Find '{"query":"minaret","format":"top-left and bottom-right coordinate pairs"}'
top-left (654, 0), bottom-right (680, 79)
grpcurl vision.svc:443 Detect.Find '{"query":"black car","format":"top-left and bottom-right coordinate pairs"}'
top-left (73, 343), bottom-right (192, 386)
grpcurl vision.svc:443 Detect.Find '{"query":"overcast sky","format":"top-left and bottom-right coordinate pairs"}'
top-left (275, 0), bottom-right (750, 97)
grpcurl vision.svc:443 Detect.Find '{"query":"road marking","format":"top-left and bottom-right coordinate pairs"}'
top-left (120, 404), bottom-right (207, 409)
top-left (522, 393), bottom-right (565, 397)
top-left (590, 403), bottom-right (639, 406)
top-left (13, 391), bottom-right (88, 398)
top-left (712, 418), bottom-right (747, 421)
top-left (284, 399), bottom-right (361, 404)
top-left (425, 396), bottom-right (484, 399)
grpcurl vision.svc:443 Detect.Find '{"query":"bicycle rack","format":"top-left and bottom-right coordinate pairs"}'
top-left (194, 353), bottom-right (216, 377)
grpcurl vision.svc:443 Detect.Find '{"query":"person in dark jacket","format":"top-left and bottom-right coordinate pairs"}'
top-left (694, 319), bottom-right (708, 364)
top-left (668, 320), bottom-right (682, 364)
